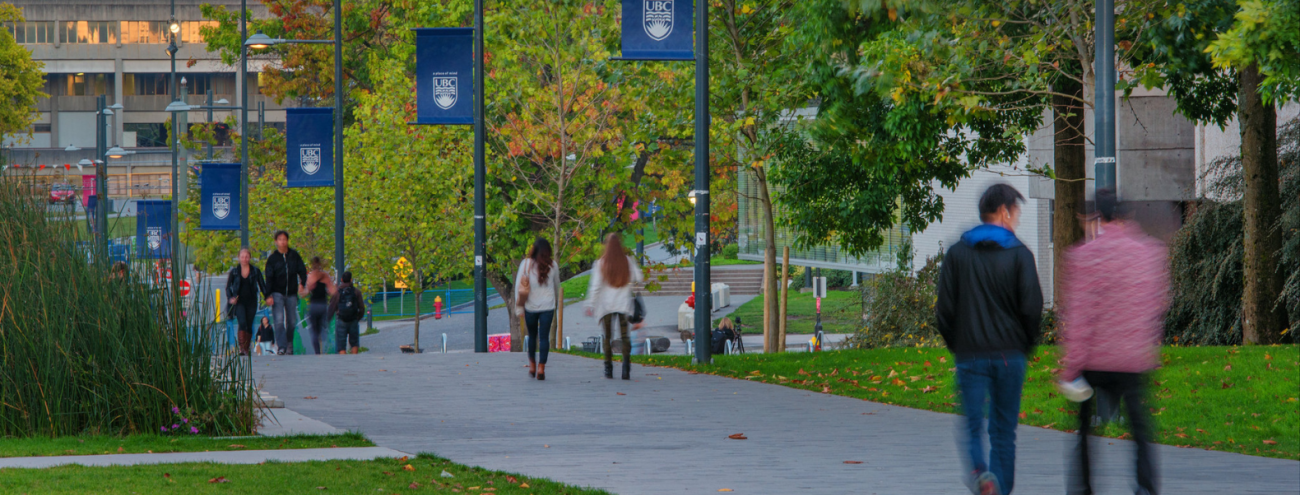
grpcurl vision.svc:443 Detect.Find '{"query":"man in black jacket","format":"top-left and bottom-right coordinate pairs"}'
top-left (936, 184), bottom-right (1043, 495)
top-left (264, 230), bottom-right (308, 355)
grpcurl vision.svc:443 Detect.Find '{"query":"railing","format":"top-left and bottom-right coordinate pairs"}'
top-left (366, 287), bottom-right (499, 320)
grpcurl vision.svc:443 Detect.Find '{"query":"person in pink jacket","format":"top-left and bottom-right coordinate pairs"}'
top-left (1059, 188), bottom-right (1169, 495)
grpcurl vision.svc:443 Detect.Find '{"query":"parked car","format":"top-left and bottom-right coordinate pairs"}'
top-left (48, 183), bottom-right (77, 204)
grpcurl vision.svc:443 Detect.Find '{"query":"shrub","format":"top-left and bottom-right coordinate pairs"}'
top-left (0, 177), bottom-right (255, 437)
top-left (845, 250), bottom-right (944, 349)
top-left (721, 243), bottom-right (740, 259)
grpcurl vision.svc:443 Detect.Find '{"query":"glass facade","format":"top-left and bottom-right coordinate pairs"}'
top-left (3, 22), bottom-right (55, 44)
top-left (64, 73), bottom-right (112, 96)
top-left (60, 21), bottom-right (118, 44)
top-left (120, 21), bottom-right (169, 44)
top-left (3, 21), bottom-right (218, 45)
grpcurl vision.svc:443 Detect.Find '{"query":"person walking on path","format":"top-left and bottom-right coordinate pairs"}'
top-left (585, 233), bottom-right (643, 380)
top-left (226, 247), bottom-right (268, 356)
top-left (330, 270), bottom-right (366, 355)
top-left (936, 184), bottom-right (1044, 495)
top-left (255, 316), bottom-right (275, 356)
top-left (265, 230), bottom-right (308, 355)
top-left (1059, 188), bottom-right (1168, 495)
top-left (303, 256), bottom-right (337, 355)
top-left (515, 238), bottom-right (560, 380)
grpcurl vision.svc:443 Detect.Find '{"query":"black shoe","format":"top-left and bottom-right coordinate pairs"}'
top-left (622, 361), bottom-right (631, 380)
top-left (604, 362), bottom-right (614, 379)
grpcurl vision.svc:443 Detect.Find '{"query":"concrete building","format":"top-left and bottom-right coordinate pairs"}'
top-left (1, 1), bottom-right (279, 203)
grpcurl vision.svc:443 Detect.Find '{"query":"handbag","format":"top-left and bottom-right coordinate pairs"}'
top-left (515, 260), bottom-right (531, 312)
top-left (628, 292), bottom-right (646, 324)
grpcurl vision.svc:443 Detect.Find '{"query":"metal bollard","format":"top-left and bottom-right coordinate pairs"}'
top-left (441, 333), bottom-right (447, 354)
top-left (645, 338), bottom-right (652, 356)
top-left (686, 339), bottom-right (693, 355)
top-left (564, 336), bottom-right (571, 350)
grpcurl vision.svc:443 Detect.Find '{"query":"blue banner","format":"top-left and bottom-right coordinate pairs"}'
top-left (86, 195), bottom-right (98, 235)
top-left (136, 200), bottom-right (172, 259)
top-left (199, 163), bottom-right (241, 231)
top-left (286, 107), bottom-right (334, 188)
top-left (622, 0), bottom-right (693, 60)
top-left (413, 28), bottom-right (474, 125)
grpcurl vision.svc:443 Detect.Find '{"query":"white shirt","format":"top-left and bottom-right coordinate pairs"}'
top-left (585, 256), bottom-right (643, 321)
top-left (514, 258), bottom-right (559, 313)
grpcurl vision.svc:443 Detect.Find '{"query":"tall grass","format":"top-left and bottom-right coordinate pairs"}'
top-left (0, 176), bottom-right (255, 438)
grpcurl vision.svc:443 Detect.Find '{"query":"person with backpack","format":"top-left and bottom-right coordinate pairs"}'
top-left (936, 184), bottom-right (1043, 495)
top-left (1059, 189), bottom-right (1167, 495)
top-left (226, 247), bottom-right (268, 356)
top-left (303, 256), bottom-right (337, 355)
top-left (515, 238), bottom-right (560, 380)
top-left (330, 271), bottom-right (367, 355)
top-left (264, 230), bottom-right (308, 355)
top-left (585, 233), bottom-right (643, 380)
top-left (712, 317), bottom-right (738, 355)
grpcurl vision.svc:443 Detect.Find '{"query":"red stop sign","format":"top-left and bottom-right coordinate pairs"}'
top-left (179, 280), bottom-right (192, 297)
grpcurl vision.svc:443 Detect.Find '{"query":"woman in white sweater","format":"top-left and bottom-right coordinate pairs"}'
top-left (515, 238), bottom-right (560, 380)
top-left (585, 233), bottom-right (643, 379)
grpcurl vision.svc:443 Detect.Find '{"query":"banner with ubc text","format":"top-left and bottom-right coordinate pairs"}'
top-left (413, 28), bottom-right (475, 125)
top-left (136, 200), bottom-right (172, 259)
top-left (199, 163), bottom-right (241, 231)
top-left (286, 107), bottom-right (335, 188)
top-left (621, 0), bottom-right (693, 60)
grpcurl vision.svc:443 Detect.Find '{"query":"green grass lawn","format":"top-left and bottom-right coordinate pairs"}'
top-left (564, 345), bottom-right (1299, 460)
top-left (0, 433), bottom-right (372, 458)
top-left (369, 280), bottom-right (486, 321)
top-left (58, 215), bottom-right (137, 242)
top-left (717, 289), bottom-right (860, 334)
top-left (561, 274), bottom-right (590, 301)
top-left (622, 224), bottom-right (659, 250)
top-left (0, 454), bottom-right (611, 494)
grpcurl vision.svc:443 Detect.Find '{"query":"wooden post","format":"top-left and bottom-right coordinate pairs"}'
top-left (779, 247), bottom-right (790, 352)
top-left (762, 260), bottom-right (771, 352)
top-left (553, 283), bottom-right (564, 349)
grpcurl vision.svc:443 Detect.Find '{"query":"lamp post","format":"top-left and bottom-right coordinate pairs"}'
top-left (692, 0), bottom-right (712, 365)
top-left (1094, 0), bottom-right (1116, 195)
top-left (243, 2), bottom-right (344, 279)
top-left (240, 0), bottom-right (250, 248)
top-left (95, 95), bottom-right (110, 253)
top-left (473, 0), bottom-right (488, 353)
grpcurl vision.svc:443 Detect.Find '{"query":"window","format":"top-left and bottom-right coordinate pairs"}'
top-left (60, 21), bottom-right (118, 44)
top-left (33, 124), bottom-right (51, 133)
top-left (120, 21), bottom-right (171, 44)
top-left (3, 22), bottom-right (55, 44)
top-left (65, 74), bottom-right (111, 96)
top-left (125, 123), bottom-right (168, 148)
top-left (181, 21), bottom-right (218, 44)
top-left (124, 73), bottom-right (169, 96)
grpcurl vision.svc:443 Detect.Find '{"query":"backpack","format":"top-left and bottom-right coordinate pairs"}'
top-left (337, 285), bottom-right (361, 322)
top-left (710, 329), bottom-right (729, 355)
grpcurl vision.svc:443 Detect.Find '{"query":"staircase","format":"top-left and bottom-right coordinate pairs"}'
top-left (638, 266), bottom-right (764, 296)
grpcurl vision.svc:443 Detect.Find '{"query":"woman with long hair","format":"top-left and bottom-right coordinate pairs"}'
top-left (302, 256), bottom-right (337, 355)
top-left (225, 247), bottom-right (268, 356)
top-left (515, 237), bottom-right (560, 380)
top-left (585, 233), bottom-right (643, 379)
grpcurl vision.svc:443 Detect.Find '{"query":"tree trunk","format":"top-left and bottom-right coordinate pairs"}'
top-left (1238, 64), bottom-right (1286, 344)
top-left (1052, 79), bottom-right (1086, 308)
top-left (757, 170), bottom-right (781, 353)
top-left (487, 273), bottom-right (523, 352)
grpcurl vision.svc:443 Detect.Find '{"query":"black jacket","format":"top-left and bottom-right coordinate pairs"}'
top-left (226, 264), bottom-right (268, 306)
top-left (264, 248), bottom-right (307, 296)
top-left (936, 224), bottom-right (1043, 357)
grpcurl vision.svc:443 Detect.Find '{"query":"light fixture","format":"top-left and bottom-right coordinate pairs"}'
top-left (77, 158), bottom-right (92, 171)
top-left (181, 76), bottom-right (188, 87)
top-left (688, 190), bottom-right (698, 206)
top-left (216, 98), bottom-right (229, 105)
top-left (164, 100), bottom-right (194, 113)
top-left (165, 42), bottom-right (178, 57)
top-left (106, 147), bottom-right (129, 159)
top-left (64, 144), bottom-right (81, 152)
top-left (244, 31), bottom-right (275, 50)
top-left (109, 103), bottom-right (124, 111)
top-left (169, 17), bottom-right (180, 34)
top-left (101, 108), bottom-right (114, 116)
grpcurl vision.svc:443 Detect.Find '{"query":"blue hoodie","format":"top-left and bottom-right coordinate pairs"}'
top-left (960, 224), bottom-right (1022, 249)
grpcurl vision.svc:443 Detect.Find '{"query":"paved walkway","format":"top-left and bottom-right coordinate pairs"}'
top-left (253, 351), bottom-right (1300, 494)
top-left (0, 447), bottom-right (409, 469)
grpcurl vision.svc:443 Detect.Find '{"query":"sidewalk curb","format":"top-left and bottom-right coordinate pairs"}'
top-left (0, 446), bottom-right (411, 469)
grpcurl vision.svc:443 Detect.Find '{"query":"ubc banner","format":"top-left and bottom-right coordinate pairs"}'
top-left (413, 28), bottom-right (474, 125)
top-left (199, 163), bottom-right (241, 231)
top-left (621, 0), bottom-right (693, 60)
top-left (286, 107), bottom-right (335, 188)
top-left (136, 200), bottom-right (172, 259)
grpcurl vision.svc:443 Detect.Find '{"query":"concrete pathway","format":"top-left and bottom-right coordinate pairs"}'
top-left (0, 447), bottom-right (410, 469)
top-left (253, 351), bottom-right (1300, 495)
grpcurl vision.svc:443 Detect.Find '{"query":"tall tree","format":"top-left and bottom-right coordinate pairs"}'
top-left (0, 4), bottom-right (46, 142)
top-left (1132, 0), bottom-right (1298, 343)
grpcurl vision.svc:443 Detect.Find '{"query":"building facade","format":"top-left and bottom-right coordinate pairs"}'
top-left (1, 1), bottom-right (279, 201)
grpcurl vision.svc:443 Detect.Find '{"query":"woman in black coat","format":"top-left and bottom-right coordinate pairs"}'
top-left (226, 247), bottom-right (268, 356)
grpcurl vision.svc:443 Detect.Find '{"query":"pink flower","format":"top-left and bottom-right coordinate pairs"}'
top-left (182, 418), bottom-right (188, 423)
top-left (190, 427), bottom-right (199, 434)
top-left (160, 426), bottom-right (168, 432)
top-left (171, 424), bottom-right (179, 429)
top-left (172, 407), bottom-right (180, 414)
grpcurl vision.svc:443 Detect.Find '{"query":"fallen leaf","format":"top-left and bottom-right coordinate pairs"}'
top-left (208, 476), bottom-right (230, 484)
top-left (383, 471), bottom-right (393, 476)
top-left (797, 368), bottom-right (810, 376)
top-left (821, 385), bottom-right (832, 393)
top-left (923, 361), bottom-right (932, 367)
top-left (718, 490), bottom-right (733, 492)
top-left (304, 396), bottom-right (318, 399)
top-left (441, 470), bottom-right (455, 478)
top-left (1263, 440), bottom-right (1278, 445)
top-left (506, 476), bottom-right (518, 483)
top-left (728, 433), bottom-right (748, 440)
top-left (1019, 412), bottom-right (1028, 420)
top-left (164, 473), bottom-right (171, 478)
top-left (891, 378), bottom-right (906, 386)
top-left (544, 444), bottom-right (550, 448)
top-left (317, 487), bottom-right (327, 490)
top-left (843, 460), bottom-right (864, 464)
top-left (398, 455), bottom-right (409, 463)
top-left (921, 386), bottom-right (935, 393)
top-left (403, 465), bottom-right (415, 473)
top-left (939, 356), bottom-right (947, 363)
top-left (519, 483), bottom-right (529, 488)
top-left (229, 444), bottom-right (245, 448)
top-left (117, 447), bottom-right (124, 453)
top-left (1224, 364), bottom-right (1232, 371)
top-left (616, 392), bottom-right (626, 396)
top-left (1196, 428), bottom-right (1207, 434)
top-left (409, 482), bottom-right (420, 489)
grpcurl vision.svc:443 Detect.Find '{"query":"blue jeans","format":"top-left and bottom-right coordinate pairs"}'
top-left (524, 310), bottom-right (554, 364)
top-left (270, 293), bottom-right (299, 354)
top-left (956, 352), bottom-right (1026, 495)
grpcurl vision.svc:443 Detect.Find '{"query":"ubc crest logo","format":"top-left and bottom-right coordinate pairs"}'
top-left (301, 147), bottom-right (322, 175)
top-left (643, 1), bottom-right (673, 41)
top-left (433, 77), bottom-right (458, 110)
top-left (212, 193), bottom-right (231, 220)
top-left (147, 227), bottom-right (163, 250)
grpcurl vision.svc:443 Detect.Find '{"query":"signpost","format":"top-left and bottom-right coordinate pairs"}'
top-left (179, 279), bottom-right (192, 297)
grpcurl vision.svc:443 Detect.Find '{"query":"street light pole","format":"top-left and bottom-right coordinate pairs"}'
top-left (333, 0), bottom-right (345, 279)
top-left (473, 0), bottom-right (488, 353)
top-left (692, 0), bottom-right (712, 365)
top-left (96, 95), bottom-right (109, 253)
top-left (239, 0), bottom-right (250, 248)
top-left (1094, 0), bottom-right (1116, 194)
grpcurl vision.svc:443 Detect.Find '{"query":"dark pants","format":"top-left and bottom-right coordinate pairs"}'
top-left (956, 352), bottom-right (1026, 495)
top-left (601, 313), bottom-right (630, 364)
top-left (306, 301), bottom-right (329, 355)
top-left (1070, 371), bottom-right (1157, 495)
top-left (270, 293), bottom-right (299, 354)
top-left (335, 319), bottom-right (360, 352)
top-left (232, 303), bottom-right (258, 355)
top-left (525, 310), bottom-right (555, 364)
